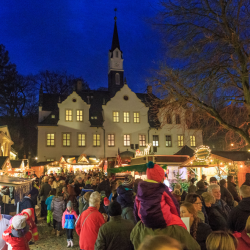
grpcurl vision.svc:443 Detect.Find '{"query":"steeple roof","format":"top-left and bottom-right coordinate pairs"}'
top-left (111, 19), bottom-right (120, 51)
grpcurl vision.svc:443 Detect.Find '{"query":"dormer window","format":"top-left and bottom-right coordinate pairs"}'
top-left (116, 51), bottom-right (118, 57)
top-left (115, 73), bottom-right (120, 85)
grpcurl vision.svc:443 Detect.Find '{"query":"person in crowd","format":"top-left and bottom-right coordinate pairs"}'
top-left (91, 178), bottom-right (98, 191)
top-left (29, 181), bottom-right (39, 206)
top-left (138, 235), bottom-right (184, 250)
top-left (52, 175), bottom-right (61, 190)
top-left (0, 213), bottom-right (10, 250)
top-left (196, 181), bottom-right (207, 196)
top-left (60, 172), bottom-right (66, 180)
top-left (56, 180), bottom-right (65, 196)
top-left (228, 176), bottom-right (241, 202)
top-left (19, 191), bottom-right (35, 212)
top-left (79, 191), bottom-right (93, 214)
top-left (74, 177), bottom-right (84, 197)
top-left (228, 184), bottom-right (250, 232)
top-left (172, 188), bottom-right (182, 203)
top-left (188, 178), bottom-right (197, 193)
top-left (39, 176), bottom-right (51, 218)
top-left (62, 201), bottom-right (78, 248)
top-left (97, 176), bottom-right (112, 198)
top-left (95, 201), bottom-right (134, 250)
top-left (206, 231), bottom-right (237, 250)
top-left (133, 178), bottom-right (143, 195)
top-left (67, 179), bottom-right (77, 203)
top-left (209, 176), bottom-right (218, 184)
top-left (185, 193), bottom-right (205, 223)
top-left (180, 202), bottom-right (212, 250)
top-left (48, 178), bottom-right (53, 187)
top-left (201, 192), bottom-right (216, 208)
top-left (242, 173), bottom-right (250, 186)
top-left (75, 192), bottom-right (106, 250)
top-left (206, 184), bottom-right (231, 231)
top-left (219, 179), bottom-right (234, 207)
top-left (51, 191), bottom-right (65, 236)
top-left (117, 175), bottom-right (136, 225)
top-left (45, 189), bottom-right (56, 227)
top-left (200, 174), bottom-right (207, 183)
top-left (131, 161), bottom-right (200, 250)
top-left (2, 215), bottom-right (32, 250)
top-left (235, 215), bottom-right (250, 249)
top-left (62, 186), bottom-right (69, 208)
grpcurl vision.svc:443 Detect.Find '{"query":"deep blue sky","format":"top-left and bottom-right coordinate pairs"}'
top-left (0, 1), bottom-right (165, 93)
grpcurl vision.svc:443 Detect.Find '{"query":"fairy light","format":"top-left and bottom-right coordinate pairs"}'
top-left (194, 145), bottom-right (211, 162)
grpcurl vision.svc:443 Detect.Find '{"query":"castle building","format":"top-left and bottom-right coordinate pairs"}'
top-left (37, 17), bottom-right (203, 162)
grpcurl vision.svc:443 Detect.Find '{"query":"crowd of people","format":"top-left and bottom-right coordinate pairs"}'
top-left (2, 164), bottom-right (250, 249)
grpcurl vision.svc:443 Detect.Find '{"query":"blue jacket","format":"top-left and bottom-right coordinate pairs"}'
top-left (45, 195), bottom-right (54, 210)
top-left (62, 209), bottom-right (78, 229)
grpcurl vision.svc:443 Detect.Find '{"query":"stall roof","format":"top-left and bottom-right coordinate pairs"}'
top-left (212, 151), bottom-right (250, 161)
top-left (31, 161), bottom-right (54, 167)
top-left (0, 175), bottom-right (33, 186)
top-left (10, 160), bottom-right (22, 169)
top-left (0, 157), bottom-right (8, 170)
top-left (174, 145), bottom-right (194, 157)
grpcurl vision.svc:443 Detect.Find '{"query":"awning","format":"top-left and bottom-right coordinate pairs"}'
top-left (108, 164), bottom-right (167, 173)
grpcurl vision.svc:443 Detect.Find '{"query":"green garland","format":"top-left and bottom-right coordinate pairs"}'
top-left (107, 164), bottom-right (167, 173)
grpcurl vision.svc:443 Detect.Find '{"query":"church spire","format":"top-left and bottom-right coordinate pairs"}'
top-left (111, 8), bottom-right (120, 51)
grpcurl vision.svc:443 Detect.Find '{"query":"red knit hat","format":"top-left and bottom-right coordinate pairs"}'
top-left (146, 161), bottom-right (165, 183)
top-left (104, 197), bottom-right (110, 206)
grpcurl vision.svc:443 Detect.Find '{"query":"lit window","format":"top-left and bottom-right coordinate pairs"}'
top-left (113, 111), bottom-right (119, 122)
top-left (63, 133), bottom-right (70, 147)
top-left (93, 134), bottom-right (100, 147)
top-left (77, 110), bottom-right (83, 121)
top-left (153, 135), bottom-right (159, 147)
top-left (167, 114), bottom-right (172, 124)
top-left (166, 135), bottom-right (172, 147)
top-left (134, 112), bottom-right (140, 123)
top-left (178, 135), bottom-right (184, 147)
top-left (51, 115), bottom-right (55, 119)
top-left (124, 135), bottom-right (130, 146)
top-left (91, 116), bottom-right (97, 120)
top-left (78, 133), bottom-right (85, 147)
top-left (190, 136), bottom-right (196, 147)
top-left (115, 73), bottom-right (120, 85)
top-left (176, 114), bottom-right (181, 124)
top-left (47, 134), bottom-right (55, 147)
top-left (124, 112), bottom-right (130, 123)
top-left (108, 134), bottom-right (115, 147)
top-left (139, 135), bottom-right (146, 147)
top-left (47, 159), bottom-right (54, 162)
top-left (66, 110), bottom-right (72, 121)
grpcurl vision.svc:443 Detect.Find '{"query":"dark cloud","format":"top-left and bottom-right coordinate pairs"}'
top-left (0, 0), bottom-right (163, 92)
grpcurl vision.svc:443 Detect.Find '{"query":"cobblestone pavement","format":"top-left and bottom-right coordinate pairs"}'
top-left (30, 218), bottom-right (80, 250)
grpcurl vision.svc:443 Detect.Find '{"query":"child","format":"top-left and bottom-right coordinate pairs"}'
top-left (51, 191), bottom-right (65, 236)
top-left (2, 215), bottom-right (32, 250)
top-left (45, 189), bottom-right (56, 227)
top-left (62, 201), bottom-right (78, 247)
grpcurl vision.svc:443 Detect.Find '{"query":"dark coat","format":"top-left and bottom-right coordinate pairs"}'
top-left (95, 215), bottom-right (134, 250)
top-left (74, 181), bottom-right (84, 196)
top-left (97, 180), bottom-right (111, 198)
top-left (29, 186), bottom-right (39, 206)
top-left (228, 182), bottom-right (241, 202)
top-left (196, 188), bottom-right (206, 196)
top-left (39, 182), bottom-right (51, 201)
top-left (196, 222), bottom-right (212, 250)
top-left (206, 199), bottom-right (231, 231)
top-left (220, 185), bottom-right (234, 207)
top-left (19, 197), bottom-right (35, 212)
top-left (228, 197), bottom-right (250, 232)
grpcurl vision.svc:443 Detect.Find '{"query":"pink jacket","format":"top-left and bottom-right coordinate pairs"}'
top-left (62, 209), bottom-right (78, 229)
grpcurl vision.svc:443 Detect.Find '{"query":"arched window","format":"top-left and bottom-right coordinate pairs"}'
top-left (116, 51), bottom-right (119, 57)
top-left (115, 73), bottom-right (120, 85)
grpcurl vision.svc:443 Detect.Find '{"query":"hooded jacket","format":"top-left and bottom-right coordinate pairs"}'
top-left (2, 226), bottom-right (32, 250)
top-left (236, 230), bottom-right (250, 250)
top-left (45, 195), bottom-right (54, 211)
top-left (51, 196), bottom-right (65, 222)
top-left (228, 197), bottom-right (250, 232)
top-left (134, 180), bottom-right (184, 229)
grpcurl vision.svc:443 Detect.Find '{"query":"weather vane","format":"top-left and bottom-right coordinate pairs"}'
top-left (114, 8), bottom-right (117, 21)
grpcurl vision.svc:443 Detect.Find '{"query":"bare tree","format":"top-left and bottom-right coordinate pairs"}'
top-left (153, 0), bottom-right (250, 147)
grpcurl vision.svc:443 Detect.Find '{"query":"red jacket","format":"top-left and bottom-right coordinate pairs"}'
top-left (75, 206), bottom-right (105, 250)
top-left (2, 226), bottom-right (32, 250)
top-left (236, 230), bottom-right (250, 250)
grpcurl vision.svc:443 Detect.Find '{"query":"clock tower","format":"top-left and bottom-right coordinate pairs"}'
top-left (108, 15), bottom-right (124, 97)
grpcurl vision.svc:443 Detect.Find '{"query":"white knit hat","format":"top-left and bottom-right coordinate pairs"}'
top-left (12, 215), bottom-right (26, 230)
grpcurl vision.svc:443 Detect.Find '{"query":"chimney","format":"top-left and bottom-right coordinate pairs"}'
top-left (76, 80), bottom-right (82, 92)
top-left (147, 85), bottom-right (152, 94)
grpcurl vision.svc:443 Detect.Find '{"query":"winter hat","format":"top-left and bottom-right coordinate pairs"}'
top-left (67, 201), bottom-right (72, 208)
top-left (123, 175), bottom-right (133, 187)
top-left (197, 181), bottom-right (205, 189)
top-left (146, 161), bottom-right (165, 183)
top-left (12, 215), bottom-right (27, 230)
top-left (104, 197), bottom-right (110, 206)
top-left (108, 201), bottom-right (122, 216)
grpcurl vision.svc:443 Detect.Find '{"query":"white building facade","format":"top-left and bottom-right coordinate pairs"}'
top-left (37, 19), bottom-right (203, 162)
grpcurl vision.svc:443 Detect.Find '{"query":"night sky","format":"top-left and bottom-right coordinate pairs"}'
top-left (0, 1), bottom-right (165, 93)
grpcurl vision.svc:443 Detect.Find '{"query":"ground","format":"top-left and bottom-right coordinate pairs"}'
top-left (30, 217), bottom-right (80, 250)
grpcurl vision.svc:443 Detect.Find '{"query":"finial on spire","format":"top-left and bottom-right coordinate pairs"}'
top-left (114, 8), bottom-right (117, 21)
